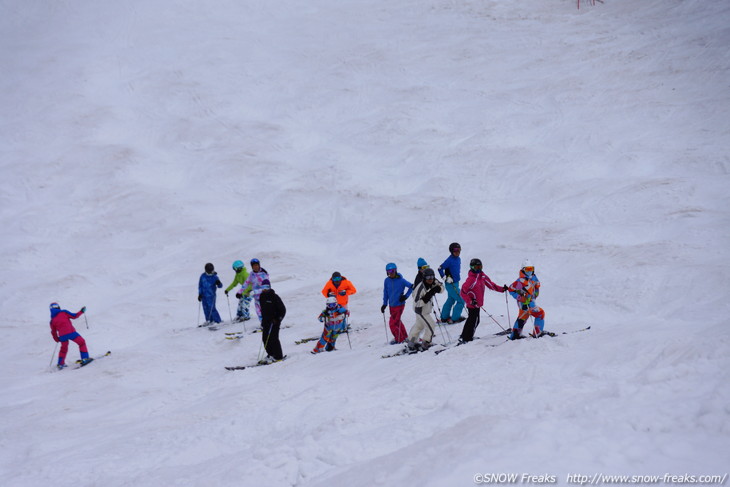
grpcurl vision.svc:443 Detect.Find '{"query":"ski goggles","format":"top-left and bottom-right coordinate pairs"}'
top-left (523, 266), bottom-right (534, 273)
top-left (332, 276), bottom-right (342, 282)
top-left (419, 264), bottom-right (430, 271)
top-left (424, 275), bottom-right (435, 281)
top-left (470, 264), bottom-right (482, 271)
top-left (386, 269), bottom-right (397, 275)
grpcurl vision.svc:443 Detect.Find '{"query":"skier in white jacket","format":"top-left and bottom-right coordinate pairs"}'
top-left (406, 268), bottom-right (444, 350)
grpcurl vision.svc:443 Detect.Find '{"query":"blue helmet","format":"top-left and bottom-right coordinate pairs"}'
top-left (49, 302), bottom-right (60, 310)
top-left (232, 260), bottom-right (244, 271)
top-left (385, 262), bottom-right (397, 272)
top-left (250, 258), bottom-right (260, 266)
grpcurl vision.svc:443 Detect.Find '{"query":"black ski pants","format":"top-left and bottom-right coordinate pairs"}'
top-left (460, 307), bottom-right (481, 342)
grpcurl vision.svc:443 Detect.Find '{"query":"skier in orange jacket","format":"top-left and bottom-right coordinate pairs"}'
top-left (321, 272), bottom-right (357, 309)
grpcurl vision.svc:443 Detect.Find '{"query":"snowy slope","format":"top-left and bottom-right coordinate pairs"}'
top-left (1, 0), bottom-right (729, 486)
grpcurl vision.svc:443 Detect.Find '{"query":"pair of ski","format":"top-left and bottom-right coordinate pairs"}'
top-left (224, 324), bottom-right (293, 340)
top-left (225, 356), bottom-right (288, 371)
top-left (204, 318), bottom-right (250, 332)
top-left (383, 326), bottom-right (592, 358)
top-left (56, 351), bottom-right (111, 370)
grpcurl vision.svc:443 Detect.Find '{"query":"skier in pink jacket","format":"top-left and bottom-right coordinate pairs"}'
top-left (459, 258), bottom-right (507, 343)
top-left (49, 302), bottom-right (91, 369)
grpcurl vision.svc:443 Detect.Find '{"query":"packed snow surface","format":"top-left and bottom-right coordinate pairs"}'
top-left (1, 0), bottom-right (729, 486)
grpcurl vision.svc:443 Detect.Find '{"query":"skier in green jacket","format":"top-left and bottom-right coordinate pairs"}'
top-left (225, 260), bottom-right (252, 322)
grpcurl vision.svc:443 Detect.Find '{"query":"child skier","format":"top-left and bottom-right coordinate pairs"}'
top-left (224, 260), bottom-right (252, 322)
top-left (321, 272), bottom-right (357, 309)
top-left (508, 259), bottom-right (546, 339)
top-left (438, 242), bottom-right (465, 324)
top-left (49, 302), bottom-right (91, 369)
top-left (198, 263), bottom-right (223, 325)
top-left (406, 268), bottom-right (443, 351)
top-left (413, 257), bottom-right (430, 288)
top-left (381, 262), bottom-right (413, 344)
top-left (258, 279), bottom-right (286, 364)
top-left (459, 258), bottom-right (507, 343)
top-left (240, 258), bottom-right (270, 324)
top-left (312, 295), bottom-right (350, 354)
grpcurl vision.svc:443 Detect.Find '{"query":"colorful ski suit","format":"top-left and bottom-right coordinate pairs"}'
top-left (312, 306), bottom-right (349, 353)
top-left (438, 254), bottom-right (464, 322)
top-left (50, 308), bottom-right (89, 366)
top-left (459, 269), bottom-right (506, 342)
top-left (509, 270), bottom-right (545, 338)
top-left (198, 272), bottom-right (223, 323)
top-left (321, 277), bottom-right (357, 308)
top-left (226, 266), bottom-right (252, 320)
top-left (408, 278), bottom-right (444, 345)
top-left (382, 273), bottom-right (413, 343)
top-left (241, 269), bottom-right (270, 322)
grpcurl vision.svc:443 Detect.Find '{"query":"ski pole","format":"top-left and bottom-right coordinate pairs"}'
top-left (481, 306), bottom-right (506, 331)
top-left (382, 310), bottom-right (389, 344)
top-left (432, 308), bottom-right (449, 345)
top-left (433, 295), bottom-right (452, 343)
top-left (505, 292), bottom-right (512, 328)
top-left (197, 301), bottom-right (201, 327)
top-left (49, 342), bottom-right (58, 368)
top-left (84, 313), bottom-right (89, 330)
top-left (343, 315), bottom-right (352, 350)
top-left (226, 294), bottom-right (234, 323)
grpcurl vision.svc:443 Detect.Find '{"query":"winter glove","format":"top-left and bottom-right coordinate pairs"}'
top-left (445, 276), bottom-right (454, 284)
top-left (198, 294), bottom-right (202, 302)
top-left (224, 290), bottom-right (229, 295)
top-left (215, 280), bottom-right (222, 287)
top-left (235, 293), bottom-right (242, 299)
top-left (338, 290), bottom-right (347, 296)
top-left (471, 299), bottom-right (478, 307)
top-left (399, 295), bottom-right (407, 303)
top-left (443, 268), bottom-right (451, 278)
top-left (521, 304), bottom-right (529, 311)
top-left (80, 306), bottom-right (86, 313)
top-left (380, 304), bottom-right (387, 313)
top-left (503, 285), bottom-right (508, 292)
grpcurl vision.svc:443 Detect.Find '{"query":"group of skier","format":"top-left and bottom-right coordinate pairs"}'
top-left (380, 242), bottom-right (545, 352)
top-left (47, 243), bottom-right (545, 369)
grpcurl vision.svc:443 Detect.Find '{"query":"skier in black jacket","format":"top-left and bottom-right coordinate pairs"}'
top-left (258, 279), bottom-right (286, 364)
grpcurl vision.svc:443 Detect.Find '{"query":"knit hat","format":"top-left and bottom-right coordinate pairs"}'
top-left (417, 257), bottom-right (428, 268)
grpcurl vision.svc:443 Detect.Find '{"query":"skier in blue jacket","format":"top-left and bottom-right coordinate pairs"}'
top-left (198, 262), bottom-right (223, 325)
top-left (380, 263), bottom-right (413, 344)
top-left (438, 242), bottom-right (465, 324)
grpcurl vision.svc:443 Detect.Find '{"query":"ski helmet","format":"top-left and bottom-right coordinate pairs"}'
top-left (417, 257), bottom-right (428, 269)
top-left (232, 260), bottom-right (244, 271)
top-left (522, 259), bottom-right (534, 276)
top-left (385, 262), bottom-right (397, 273)
top-left (326, 296), bottom-right (338, 309)
top-left (261, 279), bottom-right (271, 289)
top-left (250, 258), bottom-right (260, 266)
top-left (423, 268), bottom-right (436, 280)
top-left (470, 258), bottom-right (483, 270)
top-left (49, 302), bottom-right (60, 310)
top-left (331, 271), bottom-right (342, 282)
top-left (204, 263), bottom-right (214, 274)
top-left (449, 242), bottom-right (461, 254)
